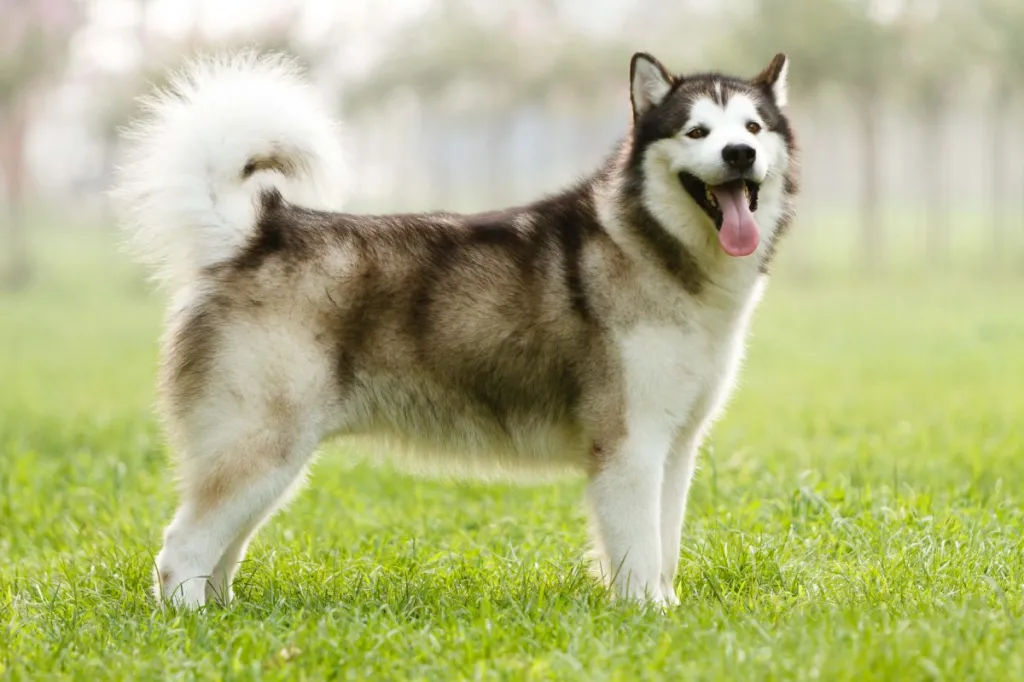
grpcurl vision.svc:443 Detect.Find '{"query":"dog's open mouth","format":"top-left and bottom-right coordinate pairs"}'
top-left (678, 173), bottom-right (761, 257)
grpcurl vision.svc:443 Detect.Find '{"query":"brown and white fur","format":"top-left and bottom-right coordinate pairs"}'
top-left (112, 50), bottom-right (798, 609)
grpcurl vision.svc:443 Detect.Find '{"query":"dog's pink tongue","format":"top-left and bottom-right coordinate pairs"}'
top-left (711, 185), bottom-right (759, 257)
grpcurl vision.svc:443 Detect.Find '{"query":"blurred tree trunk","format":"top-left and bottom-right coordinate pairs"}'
top-left (856, 89), bottom-right (882, 273)
top-left (0, 104), bottom-right (29, 291)
top-left (922, 104), bottom-right (947, 263)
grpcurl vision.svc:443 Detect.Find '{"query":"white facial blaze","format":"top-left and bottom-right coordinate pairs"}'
top-left (638, 86), bottom-right (792, 255)
top-left (656, 92), bottom-right (786, 187)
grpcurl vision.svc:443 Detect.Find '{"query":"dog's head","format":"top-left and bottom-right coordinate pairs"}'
top-left (628, 52), bottom-right (795, 258)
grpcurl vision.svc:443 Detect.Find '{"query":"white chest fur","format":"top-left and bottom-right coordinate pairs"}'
top-left (617, 275), bottom-right (767, 442)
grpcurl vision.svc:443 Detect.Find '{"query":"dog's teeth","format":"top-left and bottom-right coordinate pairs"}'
top-left (705, 188), bottom-right (717, 207)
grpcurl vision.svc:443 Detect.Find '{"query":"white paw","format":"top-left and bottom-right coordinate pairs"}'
top-left (631, 590), bottom-right (672, 612)
top-left (153, 565), bottom-right (208, 609)
top-left (616, 581), bottom-right (680, 611)
top-left (613, 577), bottom-right (671, 608)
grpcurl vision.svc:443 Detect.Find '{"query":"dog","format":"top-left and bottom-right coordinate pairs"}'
top-left (112, 48), bottom-right (797, 608)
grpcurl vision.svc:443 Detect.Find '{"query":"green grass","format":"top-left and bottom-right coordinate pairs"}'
top-left (2, 225), bottom-right (1024, 680)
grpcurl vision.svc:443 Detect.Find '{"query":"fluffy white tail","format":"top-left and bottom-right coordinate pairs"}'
top-left (111, 51), bottom-right (347, 288)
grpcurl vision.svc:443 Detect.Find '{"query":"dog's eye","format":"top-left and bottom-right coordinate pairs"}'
top-left (746, 121), bottom-right (762, 135)
top-left (685, 126), bottom-right (709, 140)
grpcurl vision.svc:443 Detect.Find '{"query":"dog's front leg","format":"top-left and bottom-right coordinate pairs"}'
top-left (588, 428), bottom-right (672, 606)
top-left (659, 426), bottom-right (702, 606)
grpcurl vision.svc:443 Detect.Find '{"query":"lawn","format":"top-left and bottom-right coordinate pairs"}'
top-left (2, 225), bottom-right (1023, 680)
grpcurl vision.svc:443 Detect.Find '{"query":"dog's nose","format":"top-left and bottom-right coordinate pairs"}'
top-left (722, 144), bottom-right (756, 172)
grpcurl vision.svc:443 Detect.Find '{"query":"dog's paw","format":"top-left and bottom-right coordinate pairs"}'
top-left (636, 591), bottom-right (674, 613)
top-left (611, 583), bottom-right (675, 611)
top-left (153, 567), bottom-right (208, 609)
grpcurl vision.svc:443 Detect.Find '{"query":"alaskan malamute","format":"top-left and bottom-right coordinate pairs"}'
top-left (113, 49), bottom-right (797, 608)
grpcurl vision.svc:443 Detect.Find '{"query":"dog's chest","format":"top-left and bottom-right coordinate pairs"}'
top-left (617, 322), bottom-right (735, 426)
top-left (615, 280), bottom-right (758, 431)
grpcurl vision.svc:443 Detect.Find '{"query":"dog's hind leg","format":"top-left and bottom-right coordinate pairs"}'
top-left (202, 469), bottom-right (308, 606)
top-left (153, 398), bottom-right (320, 608)
top-left (204, 517), bottom-right (262, 605)
top-left (202, 448), bottom-right (314, 606)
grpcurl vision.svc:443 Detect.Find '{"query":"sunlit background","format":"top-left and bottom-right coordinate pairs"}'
top-left (1, 0), bottom-right (1022, 287)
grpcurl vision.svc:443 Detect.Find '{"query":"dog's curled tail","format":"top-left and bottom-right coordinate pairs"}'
top-left (111, 51), bottom-right (347, 288)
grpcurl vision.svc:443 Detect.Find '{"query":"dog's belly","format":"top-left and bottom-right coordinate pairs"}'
top-left (331, 370), bottom-right (591, 479)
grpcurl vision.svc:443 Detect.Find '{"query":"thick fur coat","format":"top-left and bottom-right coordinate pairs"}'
top-left (112, 50), bottom-right (798, 608)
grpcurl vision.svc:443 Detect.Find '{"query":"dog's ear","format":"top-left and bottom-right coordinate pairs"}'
top-left (630, 52), bottom-right (674, 119)
top-left (751, 53), bottom-right (789, 107)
